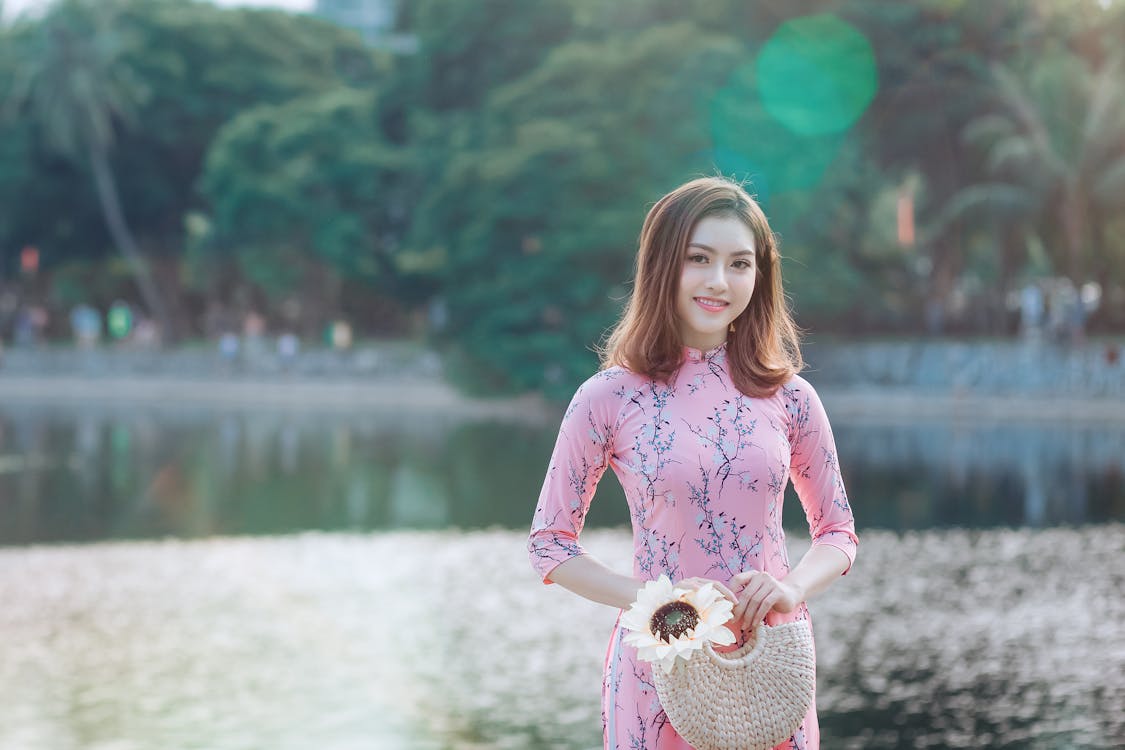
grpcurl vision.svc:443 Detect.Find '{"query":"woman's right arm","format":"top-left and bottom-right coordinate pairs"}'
top-left (528, 375), bottom-right (738, 612)
top-left (545, 554), bottom-right (644, 610)
top-left (528, 375), bottom-right (620, 593)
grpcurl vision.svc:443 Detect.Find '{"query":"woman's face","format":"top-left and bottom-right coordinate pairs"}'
top-left (675, 214), bottom-right (757, 351)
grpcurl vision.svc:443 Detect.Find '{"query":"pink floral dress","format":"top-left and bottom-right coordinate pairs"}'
top-left (528, 342), bottom-right (858, 749)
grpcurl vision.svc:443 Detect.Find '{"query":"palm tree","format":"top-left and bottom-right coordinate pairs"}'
top-left (4, 0), bottom-right (172, 340)
top-left (953, 51), bottom-right (1125, 283)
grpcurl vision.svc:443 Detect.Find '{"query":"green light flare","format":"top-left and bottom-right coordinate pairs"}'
top-left (756, 14), bottom-right (877, 137)
top-left (710, 61), bottom-right (848, 195)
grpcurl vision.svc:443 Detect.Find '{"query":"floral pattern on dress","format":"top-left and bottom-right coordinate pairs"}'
top-left (529, 343), bottom-right (857, 749)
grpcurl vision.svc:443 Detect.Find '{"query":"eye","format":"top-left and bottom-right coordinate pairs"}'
top-left (687, 254), bottom-right (708, 264)
top-left (732, 259), bottom-right (754, 270)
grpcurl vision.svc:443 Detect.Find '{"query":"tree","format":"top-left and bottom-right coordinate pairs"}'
top-left (110, 0), bottom-right (388, 334)
top-left (840, 0), bottom-right (1125, 329)
top-left (197, 87), bottom-right (415, 334)
top-left (958, 51), bottom-right (1125, 284)
top-left (4, 0), bottom-right (173, 336)
top-left (410, 23), bottom-right (754, 397)
top-left (2, 0), bottom-right (387, 335)
top-left (111, 0), bottom-right (386, 246)
top-left (390, 0), bottom-right (575, 115)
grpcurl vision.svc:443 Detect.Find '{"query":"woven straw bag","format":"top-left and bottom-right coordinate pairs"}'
top-left (652, 619), bottom-right (816, 750)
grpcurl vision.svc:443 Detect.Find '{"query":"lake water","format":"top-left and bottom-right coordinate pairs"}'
top-left (0, 403), bottom-right (1123, 749)
top-left (1, 404), bottom-right (1123, 544)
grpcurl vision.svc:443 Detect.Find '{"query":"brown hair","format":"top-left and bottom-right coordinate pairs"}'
top-left (598, 176), bottom-right (803, 397)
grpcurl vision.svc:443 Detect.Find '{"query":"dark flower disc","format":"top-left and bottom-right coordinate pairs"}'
top-left (650, 600), bottom-right (700, 643)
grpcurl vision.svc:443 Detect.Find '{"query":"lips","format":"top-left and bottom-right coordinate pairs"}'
top-left (694, 297), bottom-right (729, 312)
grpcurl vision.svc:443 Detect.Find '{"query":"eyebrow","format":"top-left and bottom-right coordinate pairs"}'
top-left (688, 242), bottom-right (755, 257)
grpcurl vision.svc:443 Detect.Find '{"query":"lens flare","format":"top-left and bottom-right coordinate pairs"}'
top-left (757, 14), bottom-right (877, 136)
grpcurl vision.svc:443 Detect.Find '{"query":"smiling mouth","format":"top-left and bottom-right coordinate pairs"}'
top-left (694, 297), bottom-right (729, 312)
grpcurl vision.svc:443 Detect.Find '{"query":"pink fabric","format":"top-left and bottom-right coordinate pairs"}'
top-left (528, 342), bottom-right (857, 749)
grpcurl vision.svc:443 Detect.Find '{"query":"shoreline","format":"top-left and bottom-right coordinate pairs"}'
top-left (2, 375), bottom-right (1125, 423)
top-left (0, 375), bottom-right (552, 421)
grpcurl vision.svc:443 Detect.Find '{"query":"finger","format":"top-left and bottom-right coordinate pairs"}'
top-left (713, 582), bottom-right (739, 604)
top-left (744, 600), bottom-right (763, 631)
top-left (749, 591), bottom-right (781, 630)
top-left (741, 574), bottom-right (777, 623)
top-left (732, 592), bottom-right (751, 624)
top-left (745, 581), bottom-right (779, 630)
top-left (732, 582), bottom-right (759, 624)
top-left (694, 578), bottom-right (739, 605)
top-left (759, 590), bottom-right (783, 627)
top-left (678, 578), bottom-right (738, 605)
top-left (730, 570), bottom-right (757, 590)
top-left (738, 581), bottom-right (768, 629)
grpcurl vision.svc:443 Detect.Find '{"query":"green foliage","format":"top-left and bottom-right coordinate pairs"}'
top-left (394, 0), bottom-right (575, 113)
top-left (48, 257), bottom-right (137, 307)
top-left (3, 0), bottom-right (178, 334)
top-left (114, 0), bottom-right (387, 256)
top-left (5, 0), bottom-right (144, 159)
top-left (755, 14), bottom-right (878, 137)
top-left (0, 0), bottom-right (387, 268)
top-left (198, 87), bottom-right (412, 299)
top-left (774, 142), bottom-right (917, 331)
top-left (957, 50), bottom-right (1125, 280)
top-left (0, 5), bottom-right (119, 267)
top-left (412, 22), bottom-right (748, 398)
top-left (2, 0), bottom-right (1124, 385)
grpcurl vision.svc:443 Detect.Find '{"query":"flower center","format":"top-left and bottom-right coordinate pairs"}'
top-left (650, 600), bottom-right (700, 643)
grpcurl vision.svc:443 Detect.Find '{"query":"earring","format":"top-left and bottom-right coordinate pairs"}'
top-left (729, 322), bottom-right (736, 333)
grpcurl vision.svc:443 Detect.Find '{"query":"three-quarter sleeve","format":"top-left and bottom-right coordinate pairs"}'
top-left (785, 377), bottom-right (858, 574)
top-left (527, 374), bottom-right (617, 584)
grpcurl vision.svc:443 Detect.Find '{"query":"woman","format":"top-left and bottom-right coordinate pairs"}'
top-left (527, 176), bottom-right (858, 749)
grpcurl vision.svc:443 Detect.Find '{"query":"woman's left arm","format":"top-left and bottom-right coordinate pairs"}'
top-left (730, 545), bottom-right (850, 630)
top-left (783, 543), bottom-right (851, 602)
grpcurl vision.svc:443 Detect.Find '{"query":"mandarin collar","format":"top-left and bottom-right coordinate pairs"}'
top-left (682, 340), bottom-right (727, 363)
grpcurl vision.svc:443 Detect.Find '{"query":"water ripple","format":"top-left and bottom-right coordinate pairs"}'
top-left (0, 525), bottom-right (1121, 749)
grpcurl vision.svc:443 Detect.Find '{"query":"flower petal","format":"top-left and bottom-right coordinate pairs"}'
top-left (659, 651), bottom-right (681, 674)
top-left (619, 607), bottom-right (651, 633)
top-left (623, 631), bottom-right (660, 649)
top-left (707, 625), bottom-right (736, 646)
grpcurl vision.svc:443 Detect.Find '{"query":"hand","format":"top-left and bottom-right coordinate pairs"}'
top-left (728, 570), bottom-right (803, 631)
top-left (673, 576), bottom-right (739, 607)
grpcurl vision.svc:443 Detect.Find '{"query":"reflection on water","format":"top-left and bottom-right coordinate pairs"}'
top-left (829, 420), bottom-right (1125, 530)
top-left (0, 406), bottom-right (541, 544)
top-left (0, 405), bottom-right (1123, 546)
top-left (0, 527), bottom-right (1121, 749)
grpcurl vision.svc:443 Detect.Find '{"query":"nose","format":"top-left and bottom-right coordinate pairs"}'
top-left (706, 264), bottom-right (728, 292)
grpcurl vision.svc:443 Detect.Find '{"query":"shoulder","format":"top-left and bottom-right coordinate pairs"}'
top-left (559, 367), bottom-right (642, 443)
top-left (774, 373), bottom-right (830, 432)
top-left (563, 366), bottom-right (634, 414)
top-left (777, 373), bottom-right (820, 403)
top-left (765, 372), bottom-right (814, 409)
top-left (568, 366), bottom-right (640, 410)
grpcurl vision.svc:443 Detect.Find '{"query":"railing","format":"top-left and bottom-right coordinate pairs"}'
top-left (802, 339), bottom-right (1125, 398)
top-left (2, 338), bottom-right (1123, 397)
top-left (0, 340), bottom-right (443, 381)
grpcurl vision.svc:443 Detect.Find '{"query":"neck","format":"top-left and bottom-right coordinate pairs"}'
top-left (682, 335), bottom-right (727, 351)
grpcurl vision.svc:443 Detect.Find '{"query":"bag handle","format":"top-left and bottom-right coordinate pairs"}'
top-left (701, 620), bottom-right (809, 669)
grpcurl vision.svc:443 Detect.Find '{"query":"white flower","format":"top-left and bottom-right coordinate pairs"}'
top-left (620, 574), bottom-right (736, 674)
